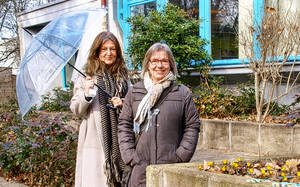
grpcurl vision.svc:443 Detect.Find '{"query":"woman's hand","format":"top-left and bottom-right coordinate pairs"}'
top-left (111, 97), bottom-right (123, 108)
top-left (84, 76), bottom-right (95, 96)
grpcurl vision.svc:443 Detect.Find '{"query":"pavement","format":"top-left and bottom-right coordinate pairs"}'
top-left (0, 149), bottom-right (259, 187)
top-left (0, 177), bottom-right (27, 187)
top-left (191, 148), bottom-right (259, 162)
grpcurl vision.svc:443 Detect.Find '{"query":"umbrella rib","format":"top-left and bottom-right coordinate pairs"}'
top-left (67, 62), bottom-right (112, 98)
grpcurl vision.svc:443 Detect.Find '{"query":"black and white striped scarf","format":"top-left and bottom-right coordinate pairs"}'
top-left (97, 69), bottom-right (128, 187)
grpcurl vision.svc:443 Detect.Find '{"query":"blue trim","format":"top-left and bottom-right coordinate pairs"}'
top-left (268, 55), bottom-right (300, 63)
top-left (209, 0), bottom-right (264, 66)
top-left (156, 0), bottom-right (166, 11)
top-left (212, 55), bottom-right (300, 66)
top-left (253, 0), bottom-right (264, 59)
top-left (120, 0), bottom-right (158, 51)
top-left (199, 0), bottom-right (211, 54)
top-left (212, 59), bottom-right (244, 66)
top-left (62, 67), bottom-right (67, 89)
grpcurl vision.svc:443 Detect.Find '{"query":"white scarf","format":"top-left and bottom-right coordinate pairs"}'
top-left (133, 71), bottom-right (176, 133)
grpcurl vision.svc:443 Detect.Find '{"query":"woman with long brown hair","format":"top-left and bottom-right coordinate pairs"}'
top-left (70, 31), bottom-right (129, 187)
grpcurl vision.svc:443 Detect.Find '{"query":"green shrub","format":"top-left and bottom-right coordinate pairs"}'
top-left (41, 83), bottom-right (73, 112)
top-left (0, 98), bottom-right (77, 186)
top-left (127, 3), bottom-right (211, 86)
top-left (193, 76), bottom-right (288, 119)
top-left (194, 76), bottom-right (238, 118)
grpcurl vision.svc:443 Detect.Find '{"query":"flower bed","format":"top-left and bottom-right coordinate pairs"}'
top-left (198, 157), bottom-right (300, 185)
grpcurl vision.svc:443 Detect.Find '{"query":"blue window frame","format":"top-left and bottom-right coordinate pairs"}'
top-left (118, 0), bottom-right (166, 50)
top-left (119, 0), bottom-right (265, 66)
top-left (200, 0), bottom-right (264, 66)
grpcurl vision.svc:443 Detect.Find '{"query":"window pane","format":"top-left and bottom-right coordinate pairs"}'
top-left (130, 2), bottom-right (156, 17)
top-left (169, 0), bottom-right (199, 19)
top-left (211, 0), bottom-right (238, 60)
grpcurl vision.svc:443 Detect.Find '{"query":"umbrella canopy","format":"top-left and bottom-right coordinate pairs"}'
top-left (16, 8), bottom-right (106, 117)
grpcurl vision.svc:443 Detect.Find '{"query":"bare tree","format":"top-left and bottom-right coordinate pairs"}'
top-left (239, 7), bottom-right (300, 122)
top-left (0, 0), bottom-right (52, 71)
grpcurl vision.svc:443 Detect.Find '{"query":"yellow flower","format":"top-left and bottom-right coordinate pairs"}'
top-left (283, 177), bottom-right (287, 182)
top-left (297, 172), bottom-right (300, 177)
top-left (232, 162), bottom-right (238, 168)
top-left (261, 169), bottom-right (266, 175)
top-left (281, 172), bottom-right (285, 177)
top-left (247, 162), bottom-right (251, 167)
top-left (286, 161), bottom-right (289, 166)
top-left (249, 168), bottom-right (254, 173)
top-left (198, 165), bottom-right (202, 170)
top-left (281, 167), bottom-right (286, 171)
top-left (208, 162), bottom-right (213, 166)
top-left (222, 166), bottom-right (226, 172)
top-left (223, 160), bottom-right (227, 165)
top-left (238, 157), bottom-right (242, 162)
top-left (266, 166), bottom-right (271, 171)
top-left (269, 171), bottom-right (273, 175)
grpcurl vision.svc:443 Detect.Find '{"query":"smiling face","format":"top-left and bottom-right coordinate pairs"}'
top-left (148, 50), bottom-right (170, 83)
top-left (99, 40), bottom-right (117, 66)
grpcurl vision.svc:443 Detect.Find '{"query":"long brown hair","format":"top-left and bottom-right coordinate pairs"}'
top-left (84, 31), bottom-right (128, 81)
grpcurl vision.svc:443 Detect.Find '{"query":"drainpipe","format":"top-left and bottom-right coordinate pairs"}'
top-left (101, 0), bottom-right (106, 7)
top-left (100, 0), bottom-right (108, 32)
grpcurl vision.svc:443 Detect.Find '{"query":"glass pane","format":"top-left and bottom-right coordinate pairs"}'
top-left (211, 0), bottom-right (238, 60)
top-left (130, 2), bottom-right (156, 17)
top-left (169, 0), bottom-right (199, 19)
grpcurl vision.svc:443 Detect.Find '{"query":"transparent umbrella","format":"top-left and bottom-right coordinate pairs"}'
top-left (16, 8), bottom-right (108, 117)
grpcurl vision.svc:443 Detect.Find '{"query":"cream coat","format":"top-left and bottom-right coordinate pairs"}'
top-left (70, 76), bottom-right (108, 187)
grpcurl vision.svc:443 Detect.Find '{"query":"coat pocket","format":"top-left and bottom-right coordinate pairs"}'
top-left (157, 144), bottom-right (177, 163)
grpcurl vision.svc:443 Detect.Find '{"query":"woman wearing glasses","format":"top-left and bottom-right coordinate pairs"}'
top-left (70, 31), bottom-right (129, 187)
top-left (118, 42), bottom-right (200, 187)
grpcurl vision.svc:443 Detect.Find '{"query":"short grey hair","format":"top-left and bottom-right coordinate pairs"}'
top-left (141, 42), bottom-right (178, 78)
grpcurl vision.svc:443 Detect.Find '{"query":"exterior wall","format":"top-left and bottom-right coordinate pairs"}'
top-left (0, 68), bottom-right (16, 103)
top-left (108, 0), bottom-right (124, 50)
top-left (238, 0), bottom-right (253, 59)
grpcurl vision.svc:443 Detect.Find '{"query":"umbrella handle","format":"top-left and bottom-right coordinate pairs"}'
top-left (67, 62), bottom-right (118, 110)
top-left (67, 62), bottom-right (113, 98)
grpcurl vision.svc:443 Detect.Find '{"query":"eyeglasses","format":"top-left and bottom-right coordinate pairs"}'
top-left (101, 48), bottom-right (117, 54)
top-left (149, 59), bottom-right (169, 66)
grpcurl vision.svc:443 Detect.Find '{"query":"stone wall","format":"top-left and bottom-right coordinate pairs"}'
top-left (198, 119), bottom-right (300, 156)
top-left (0, 68), bottom-right (16, 103)
top-left (147, 162), bottom-right (270, 187)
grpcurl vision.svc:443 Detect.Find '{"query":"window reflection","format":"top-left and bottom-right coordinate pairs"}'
top-left (130, 2), bottom-right (156, 17)
top-left (169, 0), bottom-right (199, 19)
top-left (211, 0), bottom-right (238, 60)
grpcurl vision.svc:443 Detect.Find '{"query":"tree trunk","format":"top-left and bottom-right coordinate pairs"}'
top-left (254, 71), bottom-right (262, 122)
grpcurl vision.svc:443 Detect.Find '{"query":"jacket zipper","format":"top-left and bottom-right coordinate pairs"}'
top-left (152, 109), bottom-right (160, 164)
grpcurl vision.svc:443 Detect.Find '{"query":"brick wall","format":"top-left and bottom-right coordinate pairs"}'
top-left (0, 67), bottom-right (16, 103)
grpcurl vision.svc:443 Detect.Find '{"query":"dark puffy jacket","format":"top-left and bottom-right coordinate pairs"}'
top-left (118, 81), bottom-right (200, 187)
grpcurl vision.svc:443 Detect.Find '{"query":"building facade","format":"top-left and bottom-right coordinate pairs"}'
top-left (17, 0), bottom-right (300, 104)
